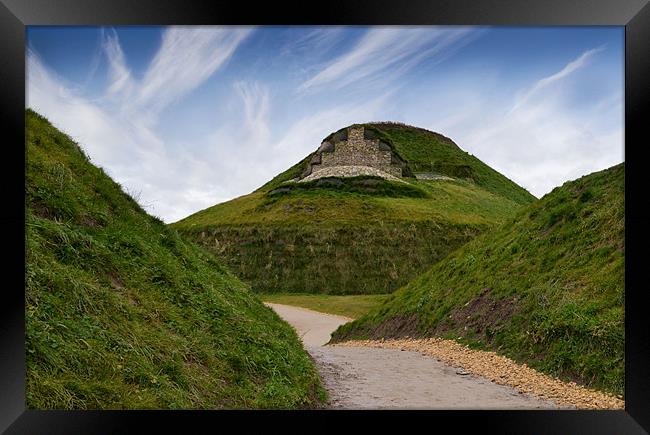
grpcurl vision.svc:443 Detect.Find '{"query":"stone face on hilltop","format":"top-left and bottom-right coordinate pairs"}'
top-left (301, 126), bottom-right (405, 181)
top-left (300, 165), bottom-right (403, 183)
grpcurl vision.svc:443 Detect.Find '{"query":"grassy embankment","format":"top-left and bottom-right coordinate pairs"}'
top-left (26, 109), bottom-right (325, 409)
top-left (333, 164), bottom-right (625, 396)
top-left (172, 122), bottom-right (535, 295)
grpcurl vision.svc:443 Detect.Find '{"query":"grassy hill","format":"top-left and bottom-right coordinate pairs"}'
top-left (173, 122), bottom-right (534, 295)
top-left (25, 109), bottom-right (324, 409)
top-left (259, 122), bottom-right (535, 206)
top-left (333, 163), bottom-right (625, 396)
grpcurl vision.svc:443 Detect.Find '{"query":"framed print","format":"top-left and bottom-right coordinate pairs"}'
top-left (2, 0), bottom-right (649, 433)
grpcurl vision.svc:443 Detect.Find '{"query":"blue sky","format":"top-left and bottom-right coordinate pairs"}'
top-left (26, 26), bottom-right (624, 222)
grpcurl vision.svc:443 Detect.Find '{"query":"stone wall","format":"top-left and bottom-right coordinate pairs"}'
top-left (309, 126), bottom-right (403, 178)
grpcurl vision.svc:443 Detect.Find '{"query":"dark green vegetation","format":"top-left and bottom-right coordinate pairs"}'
top-left (268, 175), bottom-right (429, 199)
top-left (173, 122), bottom-right (534, 295)
top-left (261, 294), bottom-right (390, 319)
top-left (26, 109), bottom-right (325, 409)
top-left (333, 164), bottom-right (624, 396)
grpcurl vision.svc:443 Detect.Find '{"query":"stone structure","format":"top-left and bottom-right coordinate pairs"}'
top-left (301, 165), bottom-right (403, 183)
top-left (300, 126), bottom-right (406, 181)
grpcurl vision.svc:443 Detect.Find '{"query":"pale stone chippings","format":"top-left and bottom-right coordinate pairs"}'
top-left (335, 338), bottom-right (624, 410)
top-left (300, 165), bottom-right (403, 182)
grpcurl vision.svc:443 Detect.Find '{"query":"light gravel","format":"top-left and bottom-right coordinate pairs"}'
top-left (339, 338), bottom-right (624, 410)
top-left (266, 302), bottom-right (563, 409)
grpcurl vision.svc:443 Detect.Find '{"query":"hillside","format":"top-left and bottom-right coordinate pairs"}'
top-left (173, 123), bottom-right (534, 295)
top-left (333, 163), bottom-right (625, 396)
top-left (25, 109), bottom-right (324, 409)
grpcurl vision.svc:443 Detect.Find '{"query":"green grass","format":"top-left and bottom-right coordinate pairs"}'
top-left (175, 177), bottom-right (522, 227)
top-left (172, 177), bottom-right (524, 295)
top-left (25, 109), bottom-right (325, 409)
top-left (333, 163), bottom-right (624, 396)
top-left (261, 294), bottom-right (390, 319)
top-left (267, 175), bottom-right (430, 198)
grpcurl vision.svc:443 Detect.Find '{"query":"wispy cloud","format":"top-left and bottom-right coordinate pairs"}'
top-left (233, 81), bottom-right (270, 142)
top-left (284, 27), bottom-right (345, 55)
top-left (510, 45), bottom-right (605, 113)
top-left (430, 46), bottom-right (622, 198)
top-left (133, 27), bottom-right (253, 118)
top-left (298, 27), bottom-right (478, 93)
top-left (103, 29), bottom-right (135, 101)
top-left (99, 26), bottom-right (253, 123)
top-left (27, 27), bottom-right (255, 222)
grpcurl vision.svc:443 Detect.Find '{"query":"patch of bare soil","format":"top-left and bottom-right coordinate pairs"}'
top-left (370, 314), bottom-right (422, 339)
top-left (333, 314), bottom-right (421, 342)
top-left (29, 201), bottom-right (55, 220)
top-left (107, 271), bottom-right (124, 289)
top-left (434, 287), bottom-right (518, 338)
top-left (336, 338), bottom-right (624, 410)
top-left (80, 214), bottom-right (102, 228)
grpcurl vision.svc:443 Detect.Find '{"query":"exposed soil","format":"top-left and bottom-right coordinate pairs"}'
top-left (333, 313), bottom-right (421, 342)
top-left (107, 271), bottom-right (124, 289)
top-left (29, 201), bottom-right (55, 220)
top-left (434, 287), bottom-right (519, 338)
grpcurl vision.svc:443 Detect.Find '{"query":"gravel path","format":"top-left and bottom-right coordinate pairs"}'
top-left (266, 303), bottom-right (561, 409)
top-left (340, 338), bottom-right (624, 409)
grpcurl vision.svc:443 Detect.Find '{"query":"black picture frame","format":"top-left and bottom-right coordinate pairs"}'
top-left (2, 0), bottom-right (648, 433)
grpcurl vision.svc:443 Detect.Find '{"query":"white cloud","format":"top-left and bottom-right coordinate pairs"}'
top-left (132, 27), bottom-right (253, 119)
top-left (429, 46), bottom-right (623, 198)
top-left (510, 45), bottom-right (606, 113)
top-left (233, 81), bottom-right (270, 143)
top-left (102, 29), bottom-right (135, 101)
top-left (27, 27), bottom-right (253, 223)
top-left (27, 28), bottom-right (623, 224)
top-left (284, 27), bottom-right (345, 55)
top-left (299, 27), bottom-right (478, 93)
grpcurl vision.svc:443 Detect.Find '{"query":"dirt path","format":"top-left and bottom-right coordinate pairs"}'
top-left (266, 302), bottom-right (561, 409)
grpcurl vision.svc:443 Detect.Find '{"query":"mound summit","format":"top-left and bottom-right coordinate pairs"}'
top-left (173, 122), bottom-right (535, 295)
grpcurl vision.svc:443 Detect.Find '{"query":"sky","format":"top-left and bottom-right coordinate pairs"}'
top-left (26, 26), bottom-right (624, 223)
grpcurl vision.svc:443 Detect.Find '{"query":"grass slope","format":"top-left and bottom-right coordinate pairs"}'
top-left (333, 164), bottom-right (624, 396)
top-left (25, 109), bottom-right (324, 409)
top-left (364, 122), bottom-right (536, 205)
top-left (173, 176), bottom-right (524, 295)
